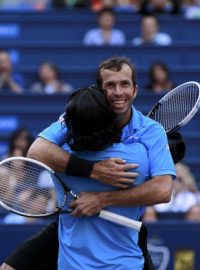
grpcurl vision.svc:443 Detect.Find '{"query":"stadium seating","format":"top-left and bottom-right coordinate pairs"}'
top-left (0, 12), bottom-right (199, 42)
top-left (0, 42), bottom-right (199, 67)
top-left (16, 65), bottom-right (200, 89)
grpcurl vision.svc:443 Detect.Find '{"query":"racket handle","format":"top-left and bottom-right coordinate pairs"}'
top-left (99, 210), bottom-right (142, 231)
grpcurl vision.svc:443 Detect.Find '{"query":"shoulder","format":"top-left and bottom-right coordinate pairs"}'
top-left (29, 82), bottom-right (43, 93)
top-left (113, 29), bottom-right (125, 36)
top-left (84, 28), bottom-right (99, 36)
top-left (155, 33), bottom-right (172, 45)
top-left (132, 37), bottom-right (141, 45)
top-left (135, 108), bottom-right (164, 129)
top-left (83, 29), bottom-right (101, 44)
top-left (134, 109), bottom-right (167, 140)
top-left (142, 113), bottom-right (164, 130)
top-left (143, 115), bottom-right (166, 136)
top-left (61, 83), bottom-right (74, 93)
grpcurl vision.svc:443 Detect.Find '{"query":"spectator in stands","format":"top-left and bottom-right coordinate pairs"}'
top-left (132, 15), bottom-right (172, 46)
top-left (0, 0), bottom-right (50, 11)
top-left (0, 167), bottom-right (15, 206)
top-left (184, 0), bottom-right (200, 19)
top-left (113, 0), bottom-right (141, 12)
top-left (154, 162), bottom-right (200, 214)
top-left (140, 0), bottom-right (181, 15)
top-left (52, 0), bottom-right (90, 8)
top-left (51, 0), bottom-right (90, 9)
top-left (83, 7), bottom-right (126, 46)
top-left (29, 61), bottom-right (74, 95)
top-left (0, 167), bottom-right (15, 219)
top-left (1, 128), bottom-right (33, 159)
top-left (3, 189), bottom-right (50, 224)
top-left (0, 50), bottom-right (25, 94)
top-left (142, 206), bottom-right (158, 222)
top-left (185, 203), bottom-right (200, 221)
top-left (91, 0), bottom-right (115, 11)
top-left (145, 61), bottom-right (175, 93)
top-left (91, 0), bottom-right (140, 11)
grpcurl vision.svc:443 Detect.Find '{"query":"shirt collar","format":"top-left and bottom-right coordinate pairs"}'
top-left (122, 106), bottom-right (142, 140)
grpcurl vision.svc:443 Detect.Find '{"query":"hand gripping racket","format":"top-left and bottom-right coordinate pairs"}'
top-left (147, 81), bottom-right (200, 134)
top-left (0, 157), bottom-right (142, 231)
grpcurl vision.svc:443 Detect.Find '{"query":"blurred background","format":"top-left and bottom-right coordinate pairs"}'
top-left (0, 1), bottom-right (200, 269)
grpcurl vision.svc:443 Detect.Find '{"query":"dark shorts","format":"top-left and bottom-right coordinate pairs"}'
top-left (5, 221), bottom-right (58, 270)
top-left (138, 224), bottom-right (155, 270)
top-left (5, 220), bottom-right (154, 270)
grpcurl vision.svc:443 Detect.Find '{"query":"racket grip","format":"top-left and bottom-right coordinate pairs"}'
top-left (99, 210), bottom-right (142, 231)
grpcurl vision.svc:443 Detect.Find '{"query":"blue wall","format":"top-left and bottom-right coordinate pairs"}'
top-left (0, 221), bottom-right (200, 269)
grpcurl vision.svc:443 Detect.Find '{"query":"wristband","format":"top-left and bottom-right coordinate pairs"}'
top-left (65, 154), bottom-right (95, 178)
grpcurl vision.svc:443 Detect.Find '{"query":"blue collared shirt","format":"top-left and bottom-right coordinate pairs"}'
top-left (39, 106), bottom-right (176, 179)
top-left (39, 106), bottom-right (176, 269)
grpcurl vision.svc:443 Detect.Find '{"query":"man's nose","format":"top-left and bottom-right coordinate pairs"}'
top-left (115, 84), bottom-right (122, 95)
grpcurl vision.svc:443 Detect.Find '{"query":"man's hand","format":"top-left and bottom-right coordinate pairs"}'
top-left (90, 158), bottom-right (138, 189)
top-left (70, 192), bottom-right (102, 217)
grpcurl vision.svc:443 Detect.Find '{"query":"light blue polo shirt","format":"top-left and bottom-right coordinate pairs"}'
top-left (39, 106), bottom-right (176, 179)
top-left (58, 142), bottom-right (149, 270)
top-left (39, 106), bottom-right (176, 270)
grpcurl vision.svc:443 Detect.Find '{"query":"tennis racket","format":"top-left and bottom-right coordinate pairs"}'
top-left (147, 81), bottom-right (200, 134)
top-left (0, 156), bottom-right (142, 231)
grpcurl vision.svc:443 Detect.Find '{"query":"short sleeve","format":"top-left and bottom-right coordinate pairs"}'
top-left (38, 120), bottom-right (67, 147)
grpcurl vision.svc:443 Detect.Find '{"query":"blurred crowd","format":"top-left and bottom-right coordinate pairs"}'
top-left (0, 1), bottom-right (198, 95)
top-left (0, 50), bottom-right (74, 95)
top-left (0, 49), bottom-right (176, 95)
top-left (142, 162), bottom-right (200, 223)
top-left (0, 128), bottom-right (57, 224)
top-left (0, 0), bottom-right (199, 17)
top-left (0, 0), bottom-right (198, 95)
top-left (0, 5), bottom-right (185, 95)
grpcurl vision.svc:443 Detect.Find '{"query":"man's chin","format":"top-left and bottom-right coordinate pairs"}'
top-left (113, 107), bottom-right (126, 114)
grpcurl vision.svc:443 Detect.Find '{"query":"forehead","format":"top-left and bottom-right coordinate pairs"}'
top-left (143, 17), bottom-right (156, 26)
top-left (101, 64), bottom-right (132, 84)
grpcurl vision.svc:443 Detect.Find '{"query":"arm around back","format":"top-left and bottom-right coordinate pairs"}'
top-left (98, 174), bottom-right (174, 208)
top-left (27, 137), bottom-right (138, 188)
top-left (27, 137), bottom-right (71, 173)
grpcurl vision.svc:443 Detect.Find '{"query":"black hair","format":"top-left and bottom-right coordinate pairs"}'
top-left (167, 131), bottom-right (185, 164)
top-left (98, 7), bottom-right (115, 18)
top-left (64, 85), bottom-right (121, 152)
top-left (149, 61), bottom-right (170, 84)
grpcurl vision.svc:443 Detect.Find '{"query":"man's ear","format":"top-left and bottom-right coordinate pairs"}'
top-left (133, 85), bottom-right (138, 99)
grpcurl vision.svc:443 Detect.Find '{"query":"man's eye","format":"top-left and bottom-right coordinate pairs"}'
top-left (123, 81), bottom-right (129, 85)
top-left (105, 84), bottom-right (114, 89)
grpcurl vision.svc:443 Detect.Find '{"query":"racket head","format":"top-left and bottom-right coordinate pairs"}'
top-left (147, 81), bottom-right (200, 134)
top-left (0, 157), bottom-right (76, 218)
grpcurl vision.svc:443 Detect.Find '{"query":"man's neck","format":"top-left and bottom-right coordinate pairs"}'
top-left (117, 109), bottom-right (132, 128)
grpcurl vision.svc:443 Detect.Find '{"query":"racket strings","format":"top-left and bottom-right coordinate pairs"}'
top-left (150, 83), bottom-right (200, 133)
top-left (0, 160), bottom-right (65, 217)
